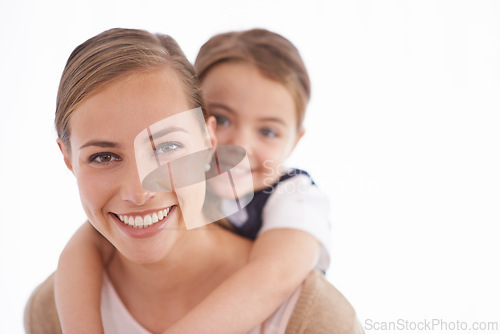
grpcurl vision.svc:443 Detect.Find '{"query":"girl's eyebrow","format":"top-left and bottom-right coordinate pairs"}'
top-left (80, 140), bottom-right (120, 150)
top-left (257, 117), bottom-right (286, 126)
top-left (209, 102), bottom-right (286, 126)
top-left (207, 102), bottom-right (234, 114)
top-left (209, 103), bottom-right (285, 124)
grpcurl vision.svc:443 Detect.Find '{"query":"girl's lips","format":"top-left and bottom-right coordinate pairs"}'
top-left (111, 205), bottom-right (177, 239)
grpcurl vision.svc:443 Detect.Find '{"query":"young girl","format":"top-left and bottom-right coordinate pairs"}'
top-left (55, 28), bottom-right (333, 333)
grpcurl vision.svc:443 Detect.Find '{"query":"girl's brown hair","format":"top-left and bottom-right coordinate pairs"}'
top-left (194, 28), bottom-right (310, 129)
top-left (55, 28), bottom-right (206, 150)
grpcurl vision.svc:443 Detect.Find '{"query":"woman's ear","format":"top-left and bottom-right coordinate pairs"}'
top-left (57, 139), bottom-right (74, 173)
top-left (206, 116), bottom-right (218, 149)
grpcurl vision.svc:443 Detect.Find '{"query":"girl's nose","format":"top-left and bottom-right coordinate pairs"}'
top-left (120, 164), bottom-right (154, 205)
top-left (228, 130), bottom-right (253, 157)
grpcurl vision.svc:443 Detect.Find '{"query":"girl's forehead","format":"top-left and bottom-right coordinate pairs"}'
top-left (202, 62), bottom-right (297, 126)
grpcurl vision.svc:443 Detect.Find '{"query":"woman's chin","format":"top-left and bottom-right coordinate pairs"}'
top-left (115, 232), bottom-right (182, 265)
top-left (107, 209), bottom-right (187, 265)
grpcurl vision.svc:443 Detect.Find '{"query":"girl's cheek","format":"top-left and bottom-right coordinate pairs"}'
top-left (214, 130), bottom-right (230, 144)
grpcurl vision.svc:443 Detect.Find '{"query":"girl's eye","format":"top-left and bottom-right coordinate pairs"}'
top-left (259, 127), bottom-right (279, 138)
top-left (89, 153), bottom-right (120, 165)
top-left (214, 114), bottom-right (230, 127)
top-left (155, 141), bottom-right (183, 155)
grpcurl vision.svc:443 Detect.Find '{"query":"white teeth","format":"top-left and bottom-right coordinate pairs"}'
top-left (144, 215), bottom-right (152, 227)
top-left (117, 206), bottom-right (173, 228)
top-left (135, 216), bottom-right (144, 228)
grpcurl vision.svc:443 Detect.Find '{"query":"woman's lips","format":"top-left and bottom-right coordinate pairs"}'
top-left (116, 207), bottom-right (172, 228)
top-left (111, 205), bottom-right (177, 238)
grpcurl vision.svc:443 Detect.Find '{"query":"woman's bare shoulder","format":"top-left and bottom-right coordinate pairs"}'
top-left (286, 270), bottom-right (364, 334)
top-left (24, 272), bottom-right (62, 334)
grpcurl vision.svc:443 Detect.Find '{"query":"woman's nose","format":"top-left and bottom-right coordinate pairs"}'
top-left (120, 164), bottom-right (154, 205)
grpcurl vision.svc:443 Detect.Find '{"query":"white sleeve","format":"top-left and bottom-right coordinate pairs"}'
top-left (258, 174), bottom-right (332, 272)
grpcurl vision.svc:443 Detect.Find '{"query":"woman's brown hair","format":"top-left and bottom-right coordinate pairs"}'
top-left (55, 28), bottom-right (206, 150)
top-left (194, 28), bottom-right (310, 129)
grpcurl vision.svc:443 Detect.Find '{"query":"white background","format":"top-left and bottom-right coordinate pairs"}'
top-left (1, 1), bottom-right (499, 333)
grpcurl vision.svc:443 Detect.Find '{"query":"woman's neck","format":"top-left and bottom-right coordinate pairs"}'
top-left (106, 224), bottom-right (251, 332)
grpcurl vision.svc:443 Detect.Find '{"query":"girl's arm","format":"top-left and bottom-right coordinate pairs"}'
top-left (164, 228), bottom-right (320, 334)
top-left (54, 221), bottom-right (114, 334)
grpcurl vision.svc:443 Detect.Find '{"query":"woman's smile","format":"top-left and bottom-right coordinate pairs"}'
top-left (111, 205), bottom-right (179, 239)
top-left (115, 206), bottom-right (174, 228)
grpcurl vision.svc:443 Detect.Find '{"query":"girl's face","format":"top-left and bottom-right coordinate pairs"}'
top-left (59, 68), bottom-right (216, 264)
top-left (201, 61), bottom-right (304, 192)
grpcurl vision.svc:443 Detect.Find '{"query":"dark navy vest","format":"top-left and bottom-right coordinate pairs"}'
top-left (231, 168), bottom-right (315, 240)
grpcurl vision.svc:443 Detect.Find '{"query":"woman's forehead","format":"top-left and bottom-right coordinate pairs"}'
top-left (69, 69), bottom-right (193, 146)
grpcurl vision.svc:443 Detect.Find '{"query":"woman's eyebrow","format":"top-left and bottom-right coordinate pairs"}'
top-left (145, 126), bottom-right (189, 144)
top-left (80, 140), bottom-right (120, 150)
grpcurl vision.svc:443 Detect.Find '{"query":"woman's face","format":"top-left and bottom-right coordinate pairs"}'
top-left (201, 61), bottom-right (304, 192)
top-left (59, 68), bottom-right (215, 264)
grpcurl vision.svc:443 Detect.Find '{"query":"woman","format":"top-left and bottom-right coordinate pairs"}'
top-left (24, 28), bottom-right (362, 333)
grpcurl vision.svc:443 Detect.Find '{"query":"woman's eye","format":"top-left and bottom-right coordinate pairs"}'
top-left (155, 141), bottom-right (183, 155)
top-left (89, 153), bottom-right (120, 165)
top-left (214, 114), bottom-right (230, 127)
top-left (259, 127), bottom-right (279, 138)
